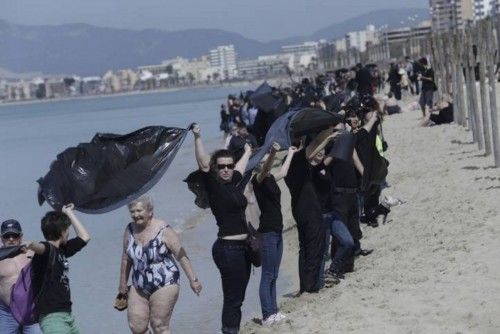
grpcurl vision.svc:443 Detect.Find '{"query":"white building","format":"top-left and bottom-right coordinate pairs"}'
top-left (345, 25), bottom-right (378, 52)
top-left (474, 0), bottom-right (493, 19)
top-left (209, 45), bottom-right (237, 80)
top-left (430, 0), bottom-right (474, 32)
top-left (281, 41), bottom-right (323, 56)
top-left (335, 38), bottom-right (347, 52)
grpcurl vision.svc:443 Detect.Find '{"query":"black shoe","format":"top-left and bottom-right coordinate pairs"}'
top-left (355, 248), bottom-right (374, 257)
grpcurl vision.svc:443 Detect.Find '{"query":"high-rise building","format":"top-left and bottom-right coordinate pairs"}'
top-left (473, 0), bottom-right (493, 19)
top-left (429, 0), bottom-right (473, 32)
top-left (491, 0), bottom-right (500, 15)
top-left (209, 45), bottom-right (237, 80)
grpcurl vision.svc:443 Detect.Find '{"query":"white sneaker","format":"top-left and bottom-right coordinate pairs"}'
top-left (273, 312), bottom-right (287, 322)
top-left (262, 314), bottom-right (276, 326)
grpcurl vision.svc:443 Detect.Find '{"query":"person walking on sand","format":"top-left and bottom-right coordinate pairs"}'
top-left (26, 204), bottom-right (90, 334)
top-left (192, 123), bottom-right (252, 334)
top-left (116, 195), bottom-right (202, 334)
top-left (252, 142), bottom-right (297, 326)
top-left (0, 219), bottom-right (42, 334)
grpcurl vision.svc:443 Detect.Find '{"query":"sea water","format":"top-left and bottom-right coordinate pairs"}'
top-left (0, 86), bottom-right (290, 333)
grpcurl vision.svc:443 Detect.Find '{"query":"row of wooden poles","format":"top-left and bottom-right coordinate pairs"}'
top-left (430, 17), bottom-right (500, 167)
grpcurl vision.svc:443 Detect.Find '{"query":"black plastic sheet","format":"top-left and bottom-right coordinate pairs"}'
top-left (0, 246), bottom-right (23, 261)
top-left (37, 126), bottom-right (189, 214)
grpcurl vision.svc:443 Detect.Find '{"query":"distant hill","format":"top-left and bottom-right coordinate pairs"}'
top-left (0, 8), bottom-right (429, 76)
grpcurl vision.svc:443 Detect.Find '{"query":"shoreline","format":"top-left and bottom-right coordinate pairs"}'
top-left (0, 77), bottom-right (289, 108)
top-left (242, 97), bottom-right (500, 333)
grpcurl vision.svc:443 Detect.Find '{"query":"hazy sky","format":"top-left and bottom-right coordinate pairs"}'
top-left (1, 0), bottom-right (428, 41)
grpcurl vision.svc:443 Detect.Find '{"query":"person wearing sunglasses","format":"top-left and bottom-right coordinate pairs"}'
top-left (191, 123), bottom-right (252, 334)
top-left (0, 219), bottom-right (42, 334)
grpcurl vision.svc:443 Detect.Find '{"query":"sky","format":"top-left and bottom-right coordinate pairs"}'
top-left (1, 0), bottom-right (428, 41)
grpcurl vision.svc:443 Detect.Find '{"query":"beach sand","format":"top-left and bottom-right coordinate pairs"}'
top-left (241, 96), bottom-right (500, 334)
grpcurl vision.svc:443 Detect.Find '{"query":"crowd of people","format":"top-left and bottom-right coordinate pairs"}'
top-left (0, 57), bottom-right (442, 334)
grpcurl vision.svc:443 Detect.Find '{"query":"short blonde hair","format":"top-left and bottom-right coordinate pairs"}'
top-left (128, 195), bottom-right (154, 212)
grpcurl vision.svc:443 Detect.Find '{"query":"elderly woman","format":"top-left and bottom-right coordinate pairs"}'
top-left (117, 195), bottom-right (202, 334)
top-left (191, 123), bottom-right (252, 334)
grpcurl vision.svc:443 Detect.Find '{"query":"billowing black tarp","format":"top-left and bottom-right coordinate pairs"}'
top-left (246, 108), bottom-right (343, 172)
top-left (37, 126), bottom-right (189, 214)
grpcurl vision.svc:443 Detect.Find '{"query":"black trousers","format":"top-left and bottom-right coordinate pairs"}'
top-left (212, 239), bottom-right (251, 334)
top-left (293, 207), bottom-right (325, 293)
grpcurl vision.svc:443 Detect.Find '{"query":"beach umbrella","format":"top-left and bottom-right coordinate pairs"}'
top-left (37, 125), bottom-right (190, 214)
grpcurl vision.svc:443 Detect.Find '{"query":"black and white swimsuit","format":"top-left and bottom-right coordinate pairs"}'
top-left (126, 223), bottom-right (180, 297)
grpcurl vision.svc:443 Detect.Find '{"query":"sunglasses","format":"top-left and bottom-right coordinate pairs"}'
top-left (217, 163), bottom-right (235, 170)
top-left (2, 233), bottom-right (21, 240)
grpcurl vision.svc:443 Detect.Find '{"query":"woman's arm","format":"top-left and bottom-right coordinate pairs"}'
top-left (192, 124), bottom-right (210, 172)
top-left (362, 111), bottom-right (378, 133)
top-left (164, 227), bottom-right (202, 296)
top-left (306, 131), bottom-right (338, 160)
top-left (273, 146), bottom-right (298, 181)
top-left (118, 227), bottom-right (132, 295)
top-left (62, 204), bottom-right (90, 243)
top-left (353, 149), bottom-right (364, 175)
top-left (234, 143), bottom-right (252, 175)
top-left (255, 142), bottom-right (279, 183)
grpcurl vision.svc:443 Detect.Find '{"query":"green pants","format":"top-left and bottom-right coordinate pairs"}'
top-left (40, 312), bottom-right (80, 334)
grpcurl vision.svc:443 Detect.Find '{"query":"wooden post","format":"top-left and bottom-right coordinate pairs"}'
top-left (463, 30), bottom-right (475, 135)
top-left (457, 30), bottom-right (468, 128)
top-left (450, 32), bottom-right (461, 125)
top-left (477, 21), bottom-right (492, 156)
top-left (486, 19), bottom-right (500, 167)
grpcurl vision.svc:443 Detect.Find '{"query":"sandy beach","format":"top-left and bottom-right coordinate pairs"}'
top-left (241, 96), bottom-right (500, 334)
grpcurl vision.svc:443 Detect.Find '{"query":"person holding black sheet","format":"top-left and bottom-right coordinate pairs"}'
top-left (252, 142), bottom-right (297, 326)
top-left (284, 139), bottom-right (325, 294)
top-left (191, 123), bottom-right (252, 334)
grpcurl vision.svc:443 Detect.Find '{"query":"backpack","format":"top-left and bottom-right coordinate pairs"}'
top-left (10, 244), bottom-right (56, 325)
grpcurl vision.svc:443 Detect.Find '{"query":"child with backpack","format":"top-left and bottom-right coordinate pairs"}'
top-left (26, 204), bottom-right (90, 334)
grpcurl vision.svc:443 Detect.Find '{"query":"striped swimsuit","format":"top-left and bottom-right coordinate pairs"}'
top-left (126, 224), bottom-right (180, 297)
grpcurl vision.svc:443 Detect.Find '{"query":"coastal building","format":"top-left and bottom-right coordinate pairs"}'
top-left (209, 45), bottom-right (237, 80)
top-left (281, 41), bottom-right (324, 71)
top-left (381, 21), bottom-right (432, 44)
top-left (490, 0), bottom-right (500, 15)
top-left (473, 0), bottom-right (493, 19)
top-left (335, 38), bottom-right (347, 52)
top-left (80, 76), bottom-right (103, 95)
top-left (45, 79), bottom-right (66, 99)
top-left (345, 25), bottom-right (378, 52)
top-left (429, 0), bottom-right (474, 32)
top-left (237, 58), bottom-right (288, 79)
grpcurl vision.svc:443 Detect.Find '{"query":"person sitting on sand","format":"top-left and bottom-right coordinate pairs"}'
top-left (419, 95), bottom-right (454, 127)
top-left (116, 195), bottom-right (202, 334)
top-left (383, 92), bottom-right (402, 115)
top-left (252, 142), bottom-right (297, 326)
top-left (192, 123), bottom-right (252, 334)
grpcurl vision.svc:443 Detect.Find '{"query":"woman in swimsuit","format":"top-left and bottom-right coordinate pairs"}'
top-left (117, 195), bottom-right (202, 334)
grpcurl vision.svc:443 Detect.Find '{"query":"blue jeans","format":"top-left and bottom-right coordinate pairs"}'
top-left (212, 239), bottom-right (251, 334)
top-left (259, 231), bottom-right (283, 319)
top-left (0, 300), bottom-right (42, 334)
top-left (319, 212), bottom-right (354, 286)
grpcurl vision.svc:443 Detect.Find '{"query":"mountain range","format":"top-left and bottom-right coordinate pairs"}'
top-left (0, 8), bottom-right (428, 77)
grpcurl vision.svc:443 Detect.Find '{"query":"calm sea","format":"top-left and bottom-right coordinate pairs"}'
top-left (0, 87), bottom-right (288, 333)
